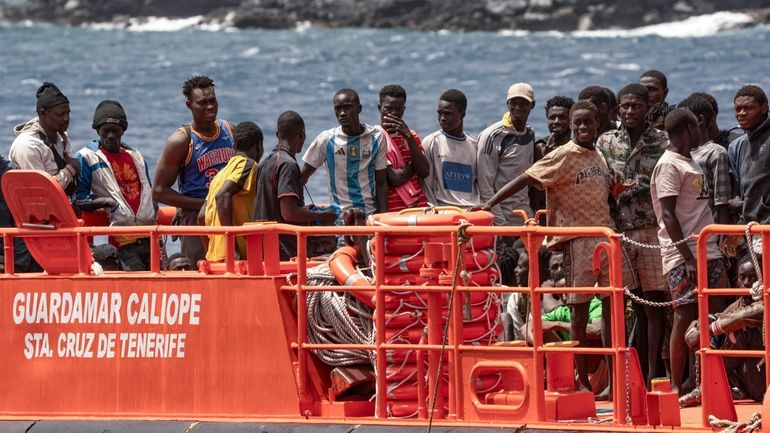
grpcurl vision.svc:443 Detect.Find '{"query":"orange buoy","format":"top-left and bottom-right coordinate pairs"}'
top-left (381, 248), bottom-right (496, 274)
top-left (369, 206), bottom-right (494, 227)
top-left (329, 246), bottom-right (370, 287)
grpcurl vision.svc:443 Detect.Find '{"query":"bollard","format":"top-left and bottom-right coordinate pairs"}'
top-left (646, 378), bottom-right (681, 426)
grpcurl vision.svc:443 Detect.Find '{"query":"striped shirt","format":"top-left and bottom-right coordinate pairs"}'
top-left (384, 129), bottom-right (428, 212)
top-left (303, 125), bottom-right (387, 215)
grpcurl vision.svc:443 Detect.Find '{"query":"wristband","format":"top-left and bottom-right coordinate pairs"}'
top-left (710, 320), bottom-right (725, 336)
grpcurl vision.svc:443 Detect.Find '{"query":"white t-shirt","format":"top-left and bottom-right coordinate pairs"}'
top-left (303, 124), bottom-right (388, 215)
top-left (651, 150), bottom-right (721, 274)
top-left (422, 130), bottom-right (480, 208)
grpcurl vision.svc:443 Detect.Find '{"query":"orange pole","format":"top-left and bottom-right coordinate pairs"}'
top-left (447, 230), bottom-right (461, 420)
top-left (150, 231), bottom-right (160, 273)
top-left (606, 235), bottom-right (628, 424)
top-left (373, 232), bottom-right (388, 419)
top-left (3, 233), bottom-right (13, 275)
top-left (762, 232), bottom-right (770, 385)
top-left (696, 229), bottom-right (711, 427)
top-left (264, 232), bottom-right (280, 276)
top-left (525, 231), bottom-right (546, 422)
top-left (295, 233), bottom-right (311, 412)
top-left (245, 232), bottom-right (264, 276)
top-left (225, 232), bottom-right (235, 274)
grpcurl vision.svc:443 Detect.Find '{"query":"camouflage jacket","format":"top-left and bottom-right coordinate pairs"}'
top-left (596, 125), bottom-right (669, 231)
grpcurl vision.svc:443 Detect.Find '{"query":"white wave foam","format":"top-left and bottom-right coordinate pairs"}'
top-left (84, 15), bottom-right (236, 32)
top-left (239, 47), bottom-right (261, 58)
top-left (295, 20), bottom-right (312, 33)
top-left (572, 11), bottom-right (753, 38)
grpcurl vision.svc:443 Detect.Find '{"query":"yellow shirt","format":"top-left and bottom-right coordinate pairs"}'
top-left (204, 155), bottom-right (258, 261)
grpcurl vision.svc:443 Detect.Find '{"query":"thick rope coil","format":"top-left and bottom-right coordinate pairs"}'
top-left (302, 263), bottom-right (375, 366)
top-left (709, 412), bottom-right (762, 433)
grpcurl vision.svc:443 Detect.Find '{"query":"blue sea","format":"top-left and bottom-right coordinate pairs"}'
top-left (1, 15), bottom-right (769, 205)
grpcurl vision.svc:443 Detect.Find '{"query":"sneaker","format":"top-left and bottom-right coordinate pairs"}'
top-left (679, 387), bottom-right (701, 407)
top-left (731, 386), bottom-right (745, 400)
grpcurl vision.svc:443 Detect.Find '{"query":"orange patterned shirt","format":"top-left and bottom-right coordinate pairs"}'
top-left (103, 148), bottom-right (141, 213)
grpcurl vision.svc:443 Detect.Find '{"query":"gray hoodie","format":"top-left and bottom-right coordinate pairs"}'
top-left (9, 117), bottom-right (75, 190)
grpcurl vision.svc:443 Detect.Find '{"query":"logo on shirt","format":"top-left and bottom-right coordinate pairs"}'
top-left (693, 174), bottom-right (709, 200)
top-left (575, 166), bottom-right (608, 185)
top-left (442, 162), bottom-right (473, 193)
top-left (335, 147), bottom-right (346, 156)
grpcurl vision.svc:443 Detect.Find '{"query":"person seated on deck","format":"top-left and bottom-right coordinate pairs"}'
top-left (377, 84), bottom-right (429, 213)
top-left (505, 246), bottom-right (562, 341)
top-left (166, 252), bottom-right (195, 271)
top-left (682, 256), bottom-right (765, 405)
top-left (479, 100), bottom-right (635, 399)
top-left (0, 154), bottom-right (40, 273)
top-left (254, 111), bottom-right (337, 260)
top-left (300, 88), bottom-right (389, 219)
top-left (9, 82), bottom-right (79, 197)
top-left (74, 100), bottom-right (157, 271)
top-left (422, 89), bottom-right (480, 209)
top-left (522, 292), bottom-right (609, 396)
top-left (651, 108), bottom-right (729, 395)
top-left (200, 121), bottom-right (263, 262)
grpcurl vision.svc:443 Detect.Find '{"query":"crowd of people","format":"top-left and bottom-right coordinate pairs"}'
top-left (3, 71), bottom-right (768, 405)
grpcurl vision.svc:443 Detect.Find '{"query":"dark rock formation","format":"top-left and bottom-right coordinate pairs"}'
top-left (1, 0), bottom-right (769, 31)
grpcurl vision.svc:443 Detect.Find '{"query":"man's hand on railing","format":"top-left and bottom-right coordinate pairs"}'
top-left (720, 235), bottom-right (742, 257)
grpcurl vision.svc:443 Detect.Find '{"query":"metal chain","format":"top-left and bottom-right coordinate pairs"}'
top-left (624, 286), bottom-right (695, 308)
top-left (620, 232), bottom-right (695, 250)
top-left (624, 349), bottom-right (631, 425)
top-left (695, 354), bottom-right (700, 388)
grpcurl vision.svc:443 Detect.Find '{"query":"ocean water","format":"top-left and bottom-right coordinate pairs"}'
top-left (1, 16), bottom-right (769, 205)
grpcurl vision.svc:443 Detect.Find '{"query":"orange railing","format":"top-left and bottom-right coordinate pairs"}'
top-left (0, 220), bottom-right (766, 429)
top-left (696, 224), bottom-right (770, 426)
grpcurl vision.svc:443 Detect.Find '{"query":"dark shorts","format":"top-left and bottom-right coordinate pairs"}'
top-left (172, 207), bottom-right (205, 265)
top-left (666, 259), bottom-right (728, 309)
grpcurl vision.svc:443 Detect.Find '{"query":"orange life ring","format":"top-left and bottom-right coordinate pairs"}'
top-left (373, 233), bottom-right (496, 256)
top-left (381, 248), bottom-right (496, 274)
top-left (383, 304), bottom-right (497, 328)
top-left (386, 363), bottom-right (448, 382)
top-left (369, 206), bottom-right (494, 227)
top-left (386, 349), bottom-right (449, 364)
top-left (380, 267), bottom-right (499, 287)
top-left (380, 290), bottom-right (498, 309)
top-left (329, 246), bottom-right (370, 287)
top-left (329, 246), bottom-right (375, 307)
top-left (387, 374), bottom-right (501, 400)
top-left (368, 207), bottom-right (496, 256)
top-left (385, 321), bottom-right (498, 344)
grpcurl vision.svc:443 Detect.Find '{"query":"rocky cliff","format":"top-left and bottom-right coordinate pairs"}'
top-left (1, 0), bottom-right (769, 31)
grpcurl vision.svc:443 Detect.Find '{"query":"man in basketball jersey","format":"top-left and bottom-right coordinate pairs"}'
top-left (152, 75), bottom-right (235, 264)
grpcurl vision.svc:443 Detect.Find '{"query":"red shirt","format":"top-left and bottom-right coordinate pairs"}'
top-left (102, 148), bottom-right (141, 213)
top-left (386, 131), bottom-right (428, 212)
